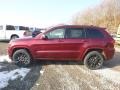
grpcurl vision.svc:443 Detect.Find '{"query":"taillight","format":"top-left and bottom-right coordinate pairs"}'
top-left (106, 39), bottom-right (115, 48)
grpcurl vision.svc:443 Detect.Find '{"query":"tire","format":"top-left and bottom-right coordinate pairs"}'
top-left (12, 49), bottom-right (31, 67)
top-left (84, 51), bottom-right (104, 70)
top-left (11, 35), bottom-right (19, 40)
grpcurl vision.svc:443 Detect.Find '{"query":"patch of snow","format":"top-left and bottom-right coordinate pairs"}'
top-left (78, 66), bottom-right (120, 85)
top-left (0, 55), bottom-right (11, 63)
top-left (40, 69), bottom-right (44, 75)
top-left (93, 67), bottom-right (120, 84)
top-left (0, 68), bottom-right (30, 89)
top-left (0, 65), bottom-right (4, 69)
top-left (36, 83), bottom-right (40, 86)
top-left (75, 66), bottom-right (117, 90)
top-left (115, 47), bottom-right (120, 52)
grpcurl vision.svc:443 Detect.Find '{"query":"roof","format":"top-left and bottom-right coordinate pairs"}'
top-left (47, 24), bottom-right (106, 30)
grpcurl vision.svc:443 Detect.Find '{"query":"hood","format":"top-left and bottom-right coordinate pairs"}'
top-left (11, 36), bottom-right (33, 42)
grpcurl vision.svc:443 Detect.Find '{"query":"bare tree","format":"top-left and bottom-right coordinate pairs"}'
top-left (73, 0), bottom-right (120, 33)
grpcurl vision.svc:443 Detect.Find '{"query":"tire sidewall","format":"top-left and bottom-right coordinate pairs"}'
top-left (12, 49), bottom-right (31, 67)
top-left (84, 51), bottom-right (104, 70)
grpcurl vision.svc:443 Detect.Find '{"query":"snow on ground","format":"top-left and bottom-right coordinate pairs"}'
top-left (40, 69), bottom-right (44, 75)
top-left (116, 47), bottom-right (120, 52)
top-left (0, 68), bottom-right (30, 89)
top-left (0, 47), bottom-right (120, 89)
top-left (0, 55), bottom-right (31, 89)
top-left (0, 55), bottom-right (11, 63)
top-left (93, 67), bottom-right (120, 84)
top-left (0, 65), bottom-right (4, 69)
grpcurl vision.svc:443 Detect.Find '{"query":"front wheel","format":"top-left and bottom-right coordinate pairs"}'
top-left (84, 51), bottom-right (104, 70)
top-left (12, 49), bottom-right (31, 67)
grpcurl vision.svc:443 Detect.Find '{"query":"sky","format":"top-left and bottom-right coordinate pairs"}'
top-left (0, 0), bottom-right (102, 28)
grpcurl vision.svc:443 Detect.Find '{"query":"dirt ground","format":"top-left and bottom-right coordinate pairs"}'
top-left (0, 42), bottom-right (120, 90)
top-left (0, 41), bottom-right (8, 55)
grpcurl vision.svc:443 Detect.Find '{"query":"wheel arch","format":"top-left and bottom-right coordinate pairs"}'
top-left (10, 34), bottom-right (19, 39)
top-left (82, 48), bottom-right (106, 61)
top-left (12, 47), bottom-right (33, 60)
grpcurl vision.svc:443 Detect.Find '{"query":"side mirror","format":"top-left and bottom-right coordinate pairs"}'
top-left (41, 35), bottom-right (48, 40)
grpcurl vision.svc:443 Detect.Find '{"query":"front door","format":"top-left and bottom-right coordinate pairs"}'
top-left (32, 28), bottom-right (66, 60)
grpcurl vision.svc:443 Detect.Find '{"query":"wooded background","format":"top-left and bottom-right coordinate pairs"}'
top-left (73, 0), bottom-right (120, 33)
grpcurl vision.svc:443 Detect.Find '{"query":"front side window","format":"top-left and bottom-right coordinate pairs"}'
top-left (66, 28), bottom-right (85, 39)
top-left (46, 28), bottom-right (65, 39)
top-left (85, 29), bottom-right (104, 38)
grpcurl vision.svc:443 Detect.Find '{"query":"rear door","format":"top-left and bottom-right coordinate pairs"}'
top-left (59, 28), bottom-right (87, 60)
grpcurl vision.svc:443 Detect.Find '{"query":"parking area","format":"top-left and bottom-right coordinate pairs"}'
top-left (0, 42), bottom-right (120, 90)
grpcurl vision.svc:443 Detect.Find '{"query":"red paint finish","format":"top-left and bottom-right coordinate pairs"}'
top-left (8, 25), bottom-right (115, 61)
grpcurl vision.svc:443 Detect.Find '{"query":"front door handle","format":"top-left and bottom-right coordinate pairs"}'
top-left (81, 40), bottom-right (88, 42)
top-left (58, 40), bottom-right (64, 42)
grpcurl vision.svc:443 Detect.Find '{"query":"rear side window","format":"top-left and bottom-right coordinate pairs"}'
top-left (85, 29), bottom-right (104, 39)
top-left (6, 25), bottom-right (15, 30)
top-left (66, 28), bottom-right (85, 39)
top-left (19, 26), bottom-right (29, 30)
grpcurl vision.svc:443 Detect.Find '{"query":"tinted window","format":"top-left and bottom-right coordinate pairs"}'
top-left (66, 28), bottom-right (85, 39)
top-left (6, 25), bottom-right (15, 30)
top-left (46, 28), bottom-right (65, 39)
top-left (85, 29), bottom-right (104, 38)
top-left (19, 26), bottom-right (29, 30)
top-left (0, 25), bottom-right (3, 30)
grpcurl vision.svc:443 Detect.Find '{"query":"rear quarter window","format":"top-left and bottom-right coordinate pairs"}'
top-left (85, 29), bottom-right (104, 39)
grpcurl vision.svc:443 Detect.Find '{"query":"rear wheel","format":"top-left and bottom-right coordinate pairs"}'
top-left (12, 49), bottom-right (31, 67)
top-left (84, 51), bottom-right (104, 70)
top-left (11, 35), bottom-right (19, 40)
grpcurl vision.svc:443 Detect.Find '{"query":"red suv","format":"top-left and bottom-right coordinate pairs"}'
top-left (8, 25), bottom-right (115, 69)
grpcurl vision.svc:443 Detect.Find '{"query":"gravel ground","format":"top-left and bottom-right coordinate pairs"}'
top-left (0, 42), bottom-right (120, 90)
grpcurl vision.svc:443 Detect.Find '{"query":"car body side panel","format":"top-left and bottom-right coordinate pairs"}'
top-left (30, 39), bottom-right (66, 59)
top-left (30, 38), bottom-right (89, 60)
top-left (8, 25), bottom-right (115, 61)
